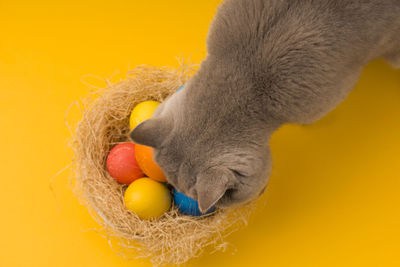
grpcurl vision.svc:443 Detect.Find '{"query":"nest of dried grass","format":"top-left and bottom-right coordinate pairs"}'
top-left (69, 64), bottom-right (258, 266)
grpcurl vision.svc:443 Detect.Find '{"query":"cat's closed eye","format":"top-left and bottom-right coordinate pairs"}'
top-left (229, 169), bottom-right (248, 178)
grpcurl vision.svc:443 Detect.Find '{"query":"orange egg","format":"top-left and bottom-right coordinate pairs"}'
top-left (134, 144), bottom-right (167, 182)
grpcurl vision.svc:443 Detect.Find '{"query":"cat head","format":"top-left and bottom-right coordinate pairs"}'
top-left (130, 79), bottom-right (273, 212)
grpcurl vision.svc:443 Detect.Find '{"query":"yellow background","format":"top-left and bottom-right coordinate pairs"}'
top-left (1, 0), bottom-right (399, 266)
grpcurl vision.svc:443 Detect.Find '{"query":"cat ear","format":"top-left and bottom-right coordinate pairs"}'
top-left (129, 118), bottom-right (170, 148)
top-left (196, 168), bottom-right (234, 213)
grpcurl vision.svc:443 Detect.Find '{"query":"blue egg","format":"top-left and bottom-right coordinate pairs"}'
top-left (173, 189), bottom-right (216, 216)
top-left (177, 85), bottom-right (184, 92)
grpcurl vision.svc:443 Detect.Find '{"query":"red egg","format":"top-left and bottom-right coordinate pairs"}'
top-left (106, 142), bottom-right (144, 184)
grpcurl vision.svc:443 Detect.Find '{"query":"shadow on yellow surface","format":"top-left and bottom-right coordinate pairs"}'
top-left (0, 0), bottom-right (399, 266)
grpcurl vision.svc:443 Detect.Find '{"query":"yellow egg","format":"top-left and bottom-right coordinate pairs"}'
top-left (124, 178), bottom-right (171, 220)
top-left (129, 100), bottom-right (160, 130)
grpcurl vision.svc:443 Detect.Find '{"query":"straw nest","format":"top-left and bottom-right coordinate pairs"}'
top-left (70, 64), bottom-right (258, 266)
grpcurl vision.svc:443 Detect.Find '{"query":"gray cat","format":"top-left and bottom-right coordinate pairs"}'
top-left (130, 0), bottom-right (400, 213)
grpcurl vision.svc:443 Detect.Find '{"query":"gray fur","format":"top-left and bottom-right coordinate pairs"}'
top-left (130, 0), bottom-right (400, 212)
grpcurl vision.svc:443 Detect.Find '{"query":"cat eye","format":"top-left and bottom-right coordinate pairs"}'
top-left (229, 169), bottom-right (246, 178)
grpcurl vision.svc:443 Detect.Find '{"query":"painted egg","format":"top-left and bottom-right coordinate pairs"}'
top-left (124, 178), bottom-right (171, 220)
top-left (129, 100), bottom-right (160, 130)
top-left (106, 142), bottom-right (144, 184)
top-left (173, 189), bottom-right (216, 216)
top-left (135, 144), bottom-right (167, 182)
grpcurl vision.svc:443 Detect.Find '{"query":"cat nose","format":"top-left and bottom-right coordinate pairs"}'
top-left (164, 174), bottom-right (179, 189)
